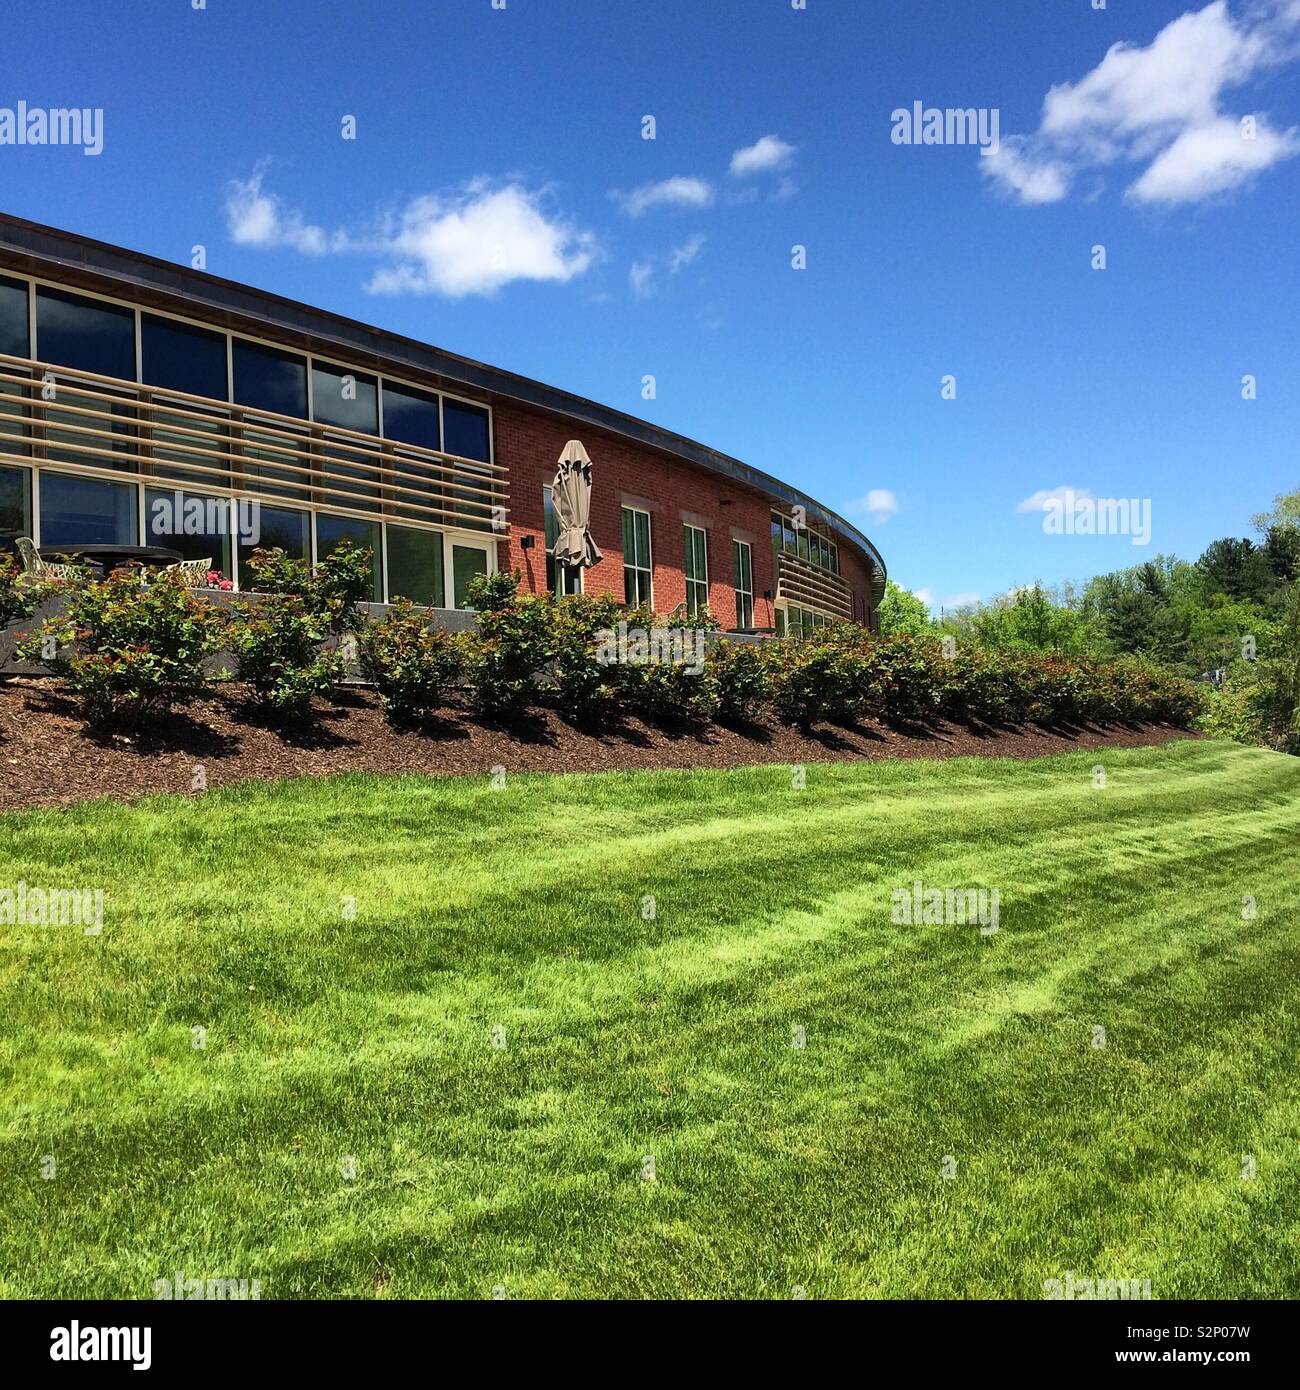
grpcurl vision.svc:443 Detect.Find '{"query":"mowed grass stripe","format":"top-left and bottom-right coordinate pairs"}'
top-left (1, 740), bottom-right (1297, 1297)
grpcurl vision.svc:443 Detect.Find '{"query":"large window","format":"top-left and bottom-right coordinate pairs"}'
top-left (381, 381), bottom-right (441, 450)
top-left (231, 339), bottom-right (307, 418)
top-left (314, 364), bottom-right (379, 513)
top-left (145, 486), bottom-right (233, 577)
top-left (778, 605), bottom-right (833, 639)
top-left (452, 543), bottom-right (488, 609)
top-left (733, 539), bottom-right (753, 629)
top-left (316, 513), bottom-right (382, 602)
top-left (442, 398), bottom-right (490, 462)
top-left (232, 341), bottom-right (309, 500)
top-left (543, 485), bottom-right (582, 596)
top-left (622, 506), bottom-right (652, 607)
top-left (37, 288), bottom-right (138, 471)
top-left (683, 524), bottom-right (708, 617)
top-left (238, 504), bottom-right (309, 578)
top-left (0, 276), bottom-right (30, 462)
top-left (142, 315), bottom-right (231, 488)
top-left (0, 464), bottom-right (31, 543)
top-left (35, 287), bottom-right (136, 380)
top-left (141, 314), bottom-right (228, 399)
top-left (382, 382), bottom-right (443, 522)
top-left (0, 275), bottom-right (28, 359)
top-left (771, 508), bottom-right (838, 576)
top-left (38, 472), bottom-right (137, 547)
top-left (444, 398), bottom-right (491, 528)
top-left (386, 524), bottom-right (445, 607)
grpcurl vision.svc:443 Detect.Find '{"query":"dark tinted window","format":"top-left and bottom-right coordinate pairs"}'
top-left (231, 339), bottom-right (307, 418)
top-left (443, 398), bottom-right (490, 462)
top-left (141, 315), bottom-right (228, 399)
top-left (238, 504), bottom-right (310, 572)
top-left (0, 275), bottom-right (29, 358)
top-left (381, 382), bottom-right (440, 450)
top-left (0, 464), bottom-right (31, 541)
top-left (38, 472), bottom-right (138, 546)
top-left (387, 524), bottom-right (444, 607)
top-left (36, 287), bottom-right (136, 380)
top-left (313, 365), bottom-right (377, 433)
top-left (315, 513), bottom-right (381, 602)
top-left (145, 487), bottom-right (233, 575)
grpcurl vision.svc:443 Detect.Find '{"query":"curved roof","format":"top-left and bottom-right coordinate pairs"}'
top-left (0, 212), bottom-right (886, 603)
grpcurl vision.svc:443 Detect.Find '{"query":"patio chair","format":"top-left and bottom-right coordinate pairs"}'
top-left (162, 557), bottom-right (214, 588)
top-left (14, 537), bottom-right (91, 583)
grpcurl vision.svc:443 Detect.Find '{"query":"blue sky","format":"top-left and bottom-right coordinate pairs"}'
top-left (3, 0), bottom-right (1298, 609)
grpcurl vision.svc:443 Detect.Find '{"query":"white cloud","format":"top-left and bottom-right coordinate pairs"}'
top-left (913, 587), bottom-right (936, 607)
top-left (225, 166), bottom-right (336, 255)
top-left (729, 134), bottom-right (797, 177)
top-left (627, 234), bottom-right (706, 300)
top-left (224, 170), bottom-right (597, 298)
top-left (980, 140), bottom-right (1071, 204)
top-left (611, 176), bottom-right (714, 217)
top-left (984, 1), bottom-right (1300, 206)
top-left (369, 184), bottom-right (596, 296)
top-left (942, 592), bottom-right (982, 610)
top-left (629, 259), bottom-right (656, 299)
top-left (1016, 485), bottom-right (1094, 514)
top-left (1129, 113), bottom-right (1300, 201)
top-left (667, 233), bottom-right (706, 272)
top-left (846, 488), bottom-right (901, 523)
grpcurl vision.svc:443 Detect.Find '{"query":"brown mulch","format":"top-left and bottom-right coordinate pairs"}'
top-left (0, 678), bottom-right (1198, 813)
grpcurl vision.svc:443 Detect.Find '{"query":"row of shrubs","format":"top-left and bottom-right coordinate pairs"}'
top-left (2, 544), bottom-right (1200, 730)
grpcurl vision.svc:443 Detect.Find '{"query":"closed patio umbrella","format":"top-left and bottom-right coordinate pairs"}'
top-left (551, 439), bottom-right (603, 568)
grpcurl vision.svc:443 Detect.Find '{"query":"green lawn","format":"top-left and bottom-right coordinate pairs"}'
top-left (1, 739), bottom-right (1298, 1300)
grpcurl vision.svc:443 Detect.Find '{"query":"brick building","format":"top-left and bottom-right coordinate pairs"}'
top-left (0, 215), bottom-right (886, 631)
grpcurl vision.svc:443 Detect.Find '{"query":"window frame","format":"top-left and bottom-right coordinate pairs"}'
top-left (621, 505), bottom-right (653, 608)
top-left (3, 268), bottom-right (499, 601)
top-left (683, 522), bottom-right (709, 617)
top-left (732, 538), bottom-right (753, 629)
top-left (543, 484), bottom-right (583, 596)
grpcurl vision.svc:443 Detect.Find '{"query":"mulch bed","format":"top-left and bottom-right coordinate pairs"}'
top-left (0, 677), bottom-right (1197, 813)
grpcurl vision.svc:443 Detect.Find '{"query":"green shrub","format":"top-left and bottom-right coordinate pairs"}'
top-left (1105, 657), bottom-right (1200, 725)
top-left (1, 553), bottom-right (62, 629)
top-left (228, 596), bottom-right (345, 716)
top-left (463, 572), bottom-right (551, 719)
top-left (17, 569), bottom-right (227, 726)
top-left (464, 569), bottom-right (524, 614)
top-left (862, 634), bottom-right (947, 724)
top-left (629, 656), bottom-right (720, 728)
top-left (243, 541), bottom-right (371, 634)
top-left (357, 600), bottom-right (467, 723)
top-left (938, 647), bottom-right (1025, 725)
top-left (611, 613), bottom-right (719, 727)
top-left (240, 546), bottom-right (312, 598)
top-left (711, 640), bottom-right (773, 722)
top-left (550, 592), bottom-right (624, 722)
top-left (771, 641), bottom-right (869, 726)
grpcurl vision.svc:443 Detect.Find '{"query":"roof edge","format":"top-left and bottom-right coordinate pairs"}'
top-left (0, 212), bottom-right (886, 601)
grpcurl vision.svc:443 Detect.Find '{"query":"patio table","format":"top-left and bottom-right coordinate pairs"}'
top-left (37, 543), bottom-right (184, 577)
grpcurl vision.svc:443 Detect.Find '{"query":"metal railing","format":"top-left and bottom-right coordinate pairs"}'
top-left (0, 352), bottom-right (509, 533)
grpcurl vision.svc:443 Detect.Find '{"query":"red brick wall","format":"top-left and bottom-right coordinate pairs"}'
top-left (492, 400), bottom-right (874, 630)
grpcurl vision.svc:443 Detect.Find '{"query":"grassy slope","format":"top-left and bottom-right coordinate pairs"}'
top-left (1, 739), bottom-right (1297, 1300)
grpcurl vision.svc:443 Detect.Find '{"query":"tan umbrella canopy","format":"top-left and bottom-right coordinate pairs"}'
top-left (551, 440), bottom-right (604, 568)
